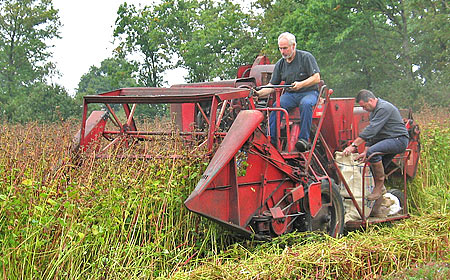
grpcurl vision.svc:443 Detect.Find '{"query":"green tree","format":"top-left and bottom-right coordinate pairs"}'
top-left (253, 0), bottom-right (389, 95)
top-left (4, 83), bottom-right (77, 123)
top-left (75, 57), bottom-right (138, 100)
top-left (113, 2), bottom-right (170, 87)
top-left (254, 0), bottom-right (448, 109)
top-left (0, 0), bottom-right (60, 98)
top-left (113, 0), bottom-right (264, 84)
top-left (173, 0), bottom-right (263, 82)
top-left (75, 56), bottom-right (168, 119)
top-left (0, 0), bottom-right (78, 122)
top-left (407, 0), bottom-right (449, 108)
top-left (110, 0), bottom-right (447, 110)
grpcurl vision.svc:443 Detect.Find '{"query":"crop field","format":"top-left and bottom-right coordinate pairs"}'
top-left (1, 107), bottom-right (449, 279)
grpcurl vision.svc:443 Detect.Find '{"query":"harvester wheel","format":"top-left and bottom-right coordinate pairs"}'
top-left (309, 182), bottom-right (345, 237)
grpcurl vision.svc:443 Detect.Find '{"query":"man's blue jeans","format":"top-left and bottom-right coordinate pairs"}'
top-left (269, 90), bottom-right (318, 146)
top-left (367, 136), bottom-right (409, 167)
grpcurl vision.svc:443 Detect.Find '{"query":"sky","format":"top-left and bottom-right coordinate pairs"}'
top-left (50, 0), bottom-right (187, 95)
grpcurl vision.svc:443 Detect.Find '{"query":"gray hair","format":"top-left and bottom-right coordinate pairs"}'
top-left (356, 89), bottom-right (376, 103)
top-left (278, 32), bottom-right (296, 47)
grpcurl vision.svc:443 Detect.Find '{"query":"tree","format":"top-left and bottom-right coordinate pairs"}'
top-left (110, 0), bottom-right (447, 110)
top-left (4, 83), bottom-right (77, 123)
top-left (113, 2), bottom-right (171, 87)
top-left (173, 0), bottom-right (263, 82)
top-left (0, 0), bottom-right (79, 122)
top-left (75, 56), bottom-right (168, 119)
top-left (253, 0), bottom-right (394, 95)
top-left (113, 0), bottom-right (264, 84)
top-left (407, 0), bottom-right (449, 107)
top-left (75, 57), bottom-right (138, 99)
top-left (0, 0), bottom-right (60, 97)
top-left (254, 0), bottom-right (448, 109)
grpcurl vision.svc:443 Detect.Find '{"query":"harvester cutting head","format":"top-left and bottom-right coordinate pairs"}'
top-left (72, 86), bottom-right (255, 159)
top-left (72, 56), bottom-right (274, 159)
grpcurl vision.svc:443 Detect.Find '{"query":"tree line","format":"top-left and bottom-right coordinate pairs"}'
top-left (1, 0), bottom-right (448, 122)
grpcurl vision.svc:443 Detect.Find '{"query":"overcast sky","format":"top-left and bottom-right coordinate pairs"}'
top-left (50, 0), bottom-right (187, 95)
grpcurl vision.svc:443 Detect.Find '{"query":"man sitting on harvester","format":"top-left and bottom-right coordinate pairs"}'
top-left (343, 89), bottom-right (409, 209)
top-left (255, 32), bottom-right (321, 152)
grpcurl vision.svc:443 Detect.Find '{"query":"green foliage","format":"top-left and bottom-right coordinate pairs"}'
top-left (0, 0), bottom-right (79, 123)
top-left (1, 0), bottom-right (448, 123)
top-left (76, 57), bottom-right (139, 98)
top-left (173, 0), bottom-right (264, 82)
top-left (409, 108), bottom-right (450, 215)
top-left (388, 262), bottom-right (450, 280)
top-left (3, 83), bottom-right (78, 123)
top-left (171, 214), bottom-right (450, 279)
top-left (113, 2), bottom-right (171, 87)
top-left (254, 0), bottom-right (449, 109)
top-left (406, 0), bottom-right (450, 108)
top-left (113, 0), bottom-right (264, 83)
top-left (0, 121), bottom-right (236, 278)
top-left (0, 0), bottom-right (60, 95)
top-left (75, 57), bottom-right (168, 119)
top-left (74, 57), bottom-right (136, 113)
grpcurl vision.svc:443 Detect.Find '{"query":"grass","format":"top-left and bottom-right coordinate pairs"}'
top-left (1, 107), bottom-right (449, 279)
top-left (389, 262), bottom-right (450, 280)
top-left (0, 120), bottom-right (232, 279)
top-left (172, 214), bottom-right (450, 279)
top-left (408, 106), bottom-right (450, 215)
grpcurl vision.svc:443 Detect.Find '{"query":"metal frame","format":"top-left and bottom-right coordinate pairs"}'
top-left (343, 150), bottom-right (412, 229)
top-left (77, 87), bottom-right (252, 157)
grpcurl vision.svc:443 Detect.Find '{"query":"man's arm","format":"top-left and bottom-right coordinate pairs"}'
top-left (343, 136), bottom-right (365, 156)
top-left (255, 83), bottom-right (275, 99)
top-left (291, 72), bottom-right (320, 91)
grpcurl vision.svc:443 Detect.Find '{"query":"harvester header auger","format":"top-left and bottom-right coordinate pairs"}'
top-left (73, 56), bottom-right (420, 240)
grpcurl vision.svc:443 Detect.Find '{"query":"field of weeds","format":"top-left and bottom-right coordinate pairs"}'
top-left (1, 107), bottom-right (449, 279)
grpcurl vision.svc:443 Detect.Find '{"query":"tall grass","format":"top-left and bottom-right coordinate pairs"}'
top-left (1, 107), bottom-right (449, 279)
top-left (171, 214), bottom-right (450, 279)
top-left (409, 106), bottom-right (450, 214)
top-left (0, 120), bottom-right (236, 279)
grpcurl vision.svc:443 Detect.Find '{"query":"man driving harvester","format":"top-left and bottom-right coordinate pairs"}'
top-left (343, 89), bottom-right (409, 201)
top-left (255, 32), bottom-right (321, 152)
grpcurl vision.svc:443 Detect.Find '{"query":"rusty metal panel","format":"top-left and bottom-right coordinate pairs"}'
top-left (85, 87), bottom-right (251, 104)
top-left (269, 207), bottom-right (285, 219)
top-left (291, 184), bottom-right (305, 203)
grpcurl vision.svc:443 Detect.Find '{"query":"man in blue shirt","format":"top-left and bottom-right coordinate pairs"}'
top-left (343, 90), bottom-right (409, 200)
top-left (255, 32), bottom-right (321, 152)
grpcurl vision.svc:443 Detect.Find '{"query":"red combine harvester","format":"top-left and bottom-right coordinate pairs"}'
top-left (74, 56), bottom-right (420, 239)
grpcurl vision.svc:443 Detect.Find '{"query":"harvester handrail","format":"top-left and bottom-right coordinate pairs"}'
top-left (255, 107), bottom-right (291, 152)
